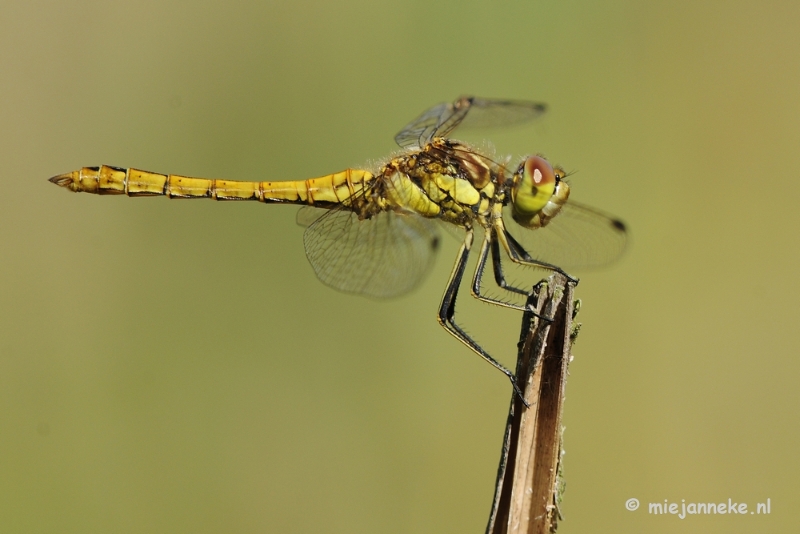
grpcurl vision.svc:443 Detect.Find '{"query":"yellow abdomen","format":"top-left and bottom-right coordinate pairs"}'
top-left (49, 165), bottom-right (374, 207)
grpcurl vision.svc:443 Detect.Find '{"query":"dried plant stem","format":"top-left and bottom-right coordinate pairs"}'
top-left (486, 273), bottom-right (576, 534)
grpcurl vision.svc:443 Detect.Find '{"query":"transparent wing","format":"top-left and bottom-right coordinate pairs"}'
top-left (395, 96), bottom-right (547, 148)
top-left (450, 97), bottom-right (548, 133)
top-left (296, 205), bottom-right (328, 227)
top-left (302, 207), bottom-right (441, 298)
top-left (504, 201), bottom-right (628, 270)
top-left (395, 101), bottom-right (452, 149)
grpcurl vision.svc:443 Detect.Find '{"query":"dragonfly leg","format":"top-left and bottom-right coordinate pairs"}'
top-left (438, 229), bottom-right (528, 404)
top-left (471, 229), bottom-right (557, 324)
top-left (470, 229), bottom-right (527, 311)
top-left (490, 229), bottom-right (531, 295)
top-left (496, 224), bottom-right (579, 285)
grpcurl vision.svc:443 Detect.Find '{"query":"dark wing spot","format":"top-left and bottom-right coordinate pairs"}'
top-left (431, 236), bottom-right (441, 251)
top-left (611, 219), bottom-right (627, 232)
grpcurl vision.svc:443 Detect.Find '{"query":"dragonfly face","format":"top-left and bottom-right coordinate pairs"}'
top-left (510, 156), bottom-right (570, 230)
top-left (48, 96), bottom-right (627, 396)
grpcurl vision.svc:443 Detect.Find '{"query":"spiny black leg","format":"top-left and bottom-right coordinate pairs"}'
top-left (490, 231), bottom-right (529, 296)
top-left (504, 230), bottom-right (535, 262)
top-left (470, 232), bottom-right (527, 311)
top-left (473, 231), bottom-right (555, 322)
top-left (502, 228), bottom-right (579, 285)
top-left (438, 232), bottom-right (528, 404)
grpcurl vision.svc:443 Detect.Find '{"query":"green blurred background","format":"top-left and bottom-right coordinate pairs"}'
top-left (1, 1), bottom-right (798, 532)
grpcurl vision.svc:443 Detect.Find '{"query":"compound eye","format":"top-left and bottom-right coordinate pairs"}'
top-left (524, 156), bottom-right (555, 189)
top-left (511, 156), bottom-right (558, 227)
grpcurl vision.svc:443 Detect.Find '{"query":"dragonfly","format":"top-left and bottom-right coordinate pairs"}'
top-left (49, 96), bottom-right (626, 394)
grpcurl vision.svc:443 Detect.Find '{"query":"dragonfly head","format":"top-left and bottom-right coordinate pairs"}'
top-left (510, 156), bottom-right (570, 229)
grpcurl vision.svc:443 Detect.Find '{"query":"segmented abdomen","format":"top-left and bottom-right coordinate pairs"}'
top-left (49, 165), bottom-right (374, 207)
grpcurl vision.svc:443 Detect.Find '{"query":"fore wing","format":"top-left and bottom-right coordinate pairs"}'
top-left (503, 201), bottom-right (628, 270)
top-left (395, 96), bottom-right (547, 148)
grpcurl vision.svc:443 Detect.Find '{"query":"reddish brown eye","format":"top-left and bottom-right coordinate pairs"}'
top-left (524, 156), bottom-right (555, 187)
top-left (512, 155), bottom-right (559, 223)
